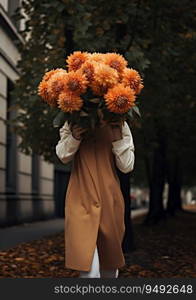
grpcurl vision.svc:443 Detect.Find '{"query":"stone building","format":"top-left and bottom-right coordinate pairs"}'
top-left (0, 0), bottom-right (68, 227)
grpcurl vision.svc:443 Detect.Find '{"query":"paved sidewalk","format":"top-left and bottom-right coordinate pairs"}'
top-left (0, 218), bottom-right (64, 250)
top-left (0, 208), bottom-right (148, 251)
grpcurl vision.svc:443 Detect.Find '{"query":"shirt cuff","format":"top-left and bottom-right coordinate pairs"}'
top-left (69, 133), bottom-right (82, 147)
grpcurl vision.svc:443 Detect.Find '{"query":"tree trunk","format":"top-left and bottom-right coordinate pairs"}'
top-left (144, 145), bottom-right (166, 225)
top-left (167, 156), bottom-right (183, 216)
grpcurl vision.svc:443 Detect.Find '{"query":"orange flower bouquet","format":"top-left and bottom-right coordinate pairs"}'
top-left (38, 51), bottom-right (144, 134)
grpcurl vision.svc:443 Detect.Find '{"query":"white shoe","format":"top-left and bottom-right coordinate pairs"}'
top-left (116, 268), bottom-right (119, 278)
top-left (79, 270), bottom-right (100, 278)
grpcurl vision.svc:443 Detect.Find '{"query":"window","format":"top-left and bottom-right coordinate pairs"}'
top-left (8, 0), bottom-right (20, 29)
top-left (32, 153), bottom-right (40, 195)
top-left (6, 79), bottom-right (17, 194)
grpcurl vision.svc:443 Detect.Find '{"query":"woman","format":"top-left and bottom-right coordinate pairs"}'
top-left (55, 115), bottom-right (135, 278)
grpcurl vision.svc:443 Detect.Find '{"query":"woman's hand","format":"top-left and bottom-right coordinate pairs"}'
top-left (110, 120), bottom-right (123, 142)
top-left (71, 124), bottom-right (88, 140)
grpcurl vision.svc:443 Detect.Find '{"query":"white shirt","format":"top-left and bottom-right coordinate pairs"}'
top-left (55, 120), bottom-right (135, 173)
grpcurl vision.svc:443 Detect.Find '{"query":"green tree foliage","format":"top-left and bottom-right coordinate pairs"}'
top-left (11, 0), bottom-right (196, 215)
top-left (11, 0), bottom-right (151, 163)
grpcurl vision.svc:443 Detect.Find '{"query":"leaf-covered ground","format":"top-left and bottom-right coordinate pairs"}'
top-left (0, 209), bottom-right (195, 278)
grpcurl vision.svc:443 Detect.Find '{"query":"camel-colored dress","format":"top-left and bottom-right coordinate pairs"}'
top-left (56, 121), bottom-right (135, 272)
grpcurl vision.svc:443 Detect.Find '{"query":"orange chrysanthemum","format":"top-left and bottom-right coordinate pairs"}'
top-left (38, 69), bottom-right (67, 106)
top-left (136, 82), bottom-right (144, 95)
top-left (66, 51), bottom-right (89, 71)
top-left (88, 52), bottom-right (105, 63)
top-left (63, 70), bottom-right (88, 95)
top-left (104, 83), bottom-right (136, 114)
top-left (91, 63), bottom-right (119, 96)
top-left (104, 53), bottom-right (128, 73)
top-left (122, 68), bottom-right (144, 95)
top-left (80, 61), bottom-right (96, 82)
top-left (42, 68), bottom-right (66, 82)
top-left (91, 82), bottom-right (109, 96)
top-left (38, 80), bottom-right (57, 106)
top-left (58, 92), bottom-right (83, 112)
top-left (47, 72), bottom-right (68, 100)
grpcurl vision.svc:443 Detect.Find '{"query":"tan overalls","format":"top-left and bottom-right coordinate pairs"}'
top-left (64, 124), bottom-right (126, 272)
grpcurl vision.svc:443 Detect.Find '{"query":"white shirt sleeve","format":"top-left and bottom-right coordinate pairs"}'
top-left (111, 121), bottom-right (135, 173)
top-left (55, 120), bottom-right (81, 164)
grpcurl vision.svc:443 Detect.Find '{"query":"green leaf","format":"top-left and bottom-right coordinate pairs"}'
top-left (80, 110), bottom-right (89, 116)
top-left (132, 105), bottom-right (141, 118)
top-left (53, 111), bottom-right (67, 128)
top-left (89, 98), bottom-right (100, 103)
top-left (91, 117), bottom-right (96, 129)
top-left (127, 109), bottom-right (133, 120)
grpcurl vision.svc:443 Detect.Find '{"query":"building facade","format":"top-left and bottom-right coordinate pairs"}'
top-left (0, 0), bottom-right (67, 227)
